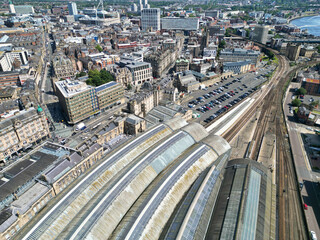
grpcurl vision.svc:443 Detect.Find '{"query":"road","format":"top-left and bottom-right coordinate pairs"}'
top-left (284, 83), bottom-right (320, 238)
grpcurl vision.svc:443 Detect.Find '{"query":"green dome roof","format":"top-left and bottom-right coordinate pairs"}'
top-left (37, 106), bottom-right (43, 112)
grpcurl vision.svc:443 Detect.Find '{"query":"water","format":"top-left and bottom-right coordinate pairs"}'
top-left (291, 15), bottom-right (320, 37)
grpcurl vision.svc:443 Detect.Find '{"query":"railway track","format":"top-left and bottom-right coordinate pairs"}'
top-left (215, 42), bottom-right (308, 239)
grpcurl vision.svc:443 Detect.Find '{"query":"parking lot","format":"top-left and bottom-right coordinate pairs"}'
top-left (183, 66), bottom-right (275, 124)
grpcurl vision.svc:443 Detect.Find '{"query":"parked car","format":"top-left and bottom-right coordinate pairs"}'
top-left (311, 231), bottom-right (317, 240)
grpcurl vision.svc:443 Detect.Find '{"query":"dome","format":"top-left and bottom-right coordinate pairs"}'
top-left (37, 105), bottom-right (43, 112)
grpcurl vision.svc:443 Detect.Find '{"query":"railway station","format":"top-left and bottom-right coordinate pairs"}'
top-left (19, 117), bottom-right (232, 240)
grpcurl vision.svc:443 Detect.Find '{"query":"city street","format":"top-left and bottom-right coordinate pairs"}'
top-left (284, 83), bottom-right (320, 237)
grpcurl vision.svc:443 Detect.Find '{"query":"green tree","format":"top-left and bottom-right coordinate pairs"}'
top-left (88, 69), bottom-right (100, 78)
top-left (292, 98), bottom-right (302, 107)
top-left (274, 33), bottom-right (282, 39)
top-left (218, 40), bottom-right (226, 49)
top-left (95, 44), bottom-right (103, 52)
top-left (296, 87), bottom-right (307, 96)
top-left (127, 83), bottom-right (132, 90)
top-left (309, 100), bottom-right (319, 110)
top-left (317, 45), bottom-right (320, 54)
top-left (87, 69), bottom-right (115, 86)
top-left (245, 29), bottom-right (250, 38)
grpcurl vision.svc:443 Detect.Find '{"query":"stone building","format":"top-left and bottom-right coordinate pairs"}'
top-left (127, 88), bottom-right (162, 117)
top-left (118, 60), bottom-right (153, 89)
top-left (52, 55), bottom-right (74, 79)
top-left (175, 72), bottom-right (200, 92)
top-left (144, 49), bottom-right (177, 78)
top-left (0, 141), bottom-right (103, 240)
top-left (286, 43), bottom-right (301, 61)
top-left (175, 59), bottom-right (189, 73)
top-left (109, 65), bottom-right (133, 88)
top-left (124, 114), bottom-right (146, 135)
top-left (0, 106), bottom-right (50, 163)
top-left (299, 46), bottom-right (316, 58)
top-left (0, 87), bottom-right (18, 102)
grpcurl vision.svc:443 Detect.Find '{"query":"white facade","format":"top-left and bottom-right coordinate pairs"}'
top-left (68, 2), bottom-right (78, 15)
top-left (161, 17), bottom-right (199, 31)
top-left (9, 4), bottom-right (15, 14)
top-left (0, 53), bottom-right (12, 72)
top-left (6, 49), bottom-right (28, 65)
top-left (141, 8), bottom-right (160, 31)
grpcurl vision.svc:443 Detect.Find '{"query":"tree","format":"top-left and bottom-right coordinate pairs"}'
top-left (245, 29), bottom-right (250, 38)
top-left (127, 83), bottom-right (132, 90)
top-left (86, 69), bottom-right (115, 86)
top-left (292, 98), bottom-right (302, 107)
top-left (309, 100), bottom-right (319, 110)
top-left (317, 45), bottom-right (320, 54)
top-left (296, 87), bottom-right (307, 96)
top-left (274, 33), bottom-right (282, 39)
top-left (95, 44), bottom-right (103, 52)
top-left (218, 40), bottom-right (226, 49)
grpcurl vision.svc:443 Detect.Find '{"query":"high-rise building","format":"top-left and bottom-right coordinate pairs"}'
top-left (252, 25), bottom-right (269, 44)
top-left (143, 0), bottom-right (148, 7)
top-left (9, 0), bottom-right (15, 14)
top-left (138, 0), bottom-right (143, 11)
top-left (131, 3), bottom-right (138, 12)
top-left (68, 2), bottom-right (78, 15)
top-left (141, 8), bottom-right (160, 31)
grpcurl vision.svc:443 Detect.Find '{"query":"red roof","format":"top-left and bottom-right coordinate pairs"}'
top-left (306, 78), bottom-right (320, 84)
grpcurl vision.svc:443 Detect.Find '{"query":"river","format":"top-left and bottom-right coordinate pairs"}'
top-left (291, 15), bottom-right (320, 37)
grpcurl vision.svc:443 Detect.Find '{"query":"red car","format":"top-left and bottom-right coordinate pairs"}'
top-left (304, 203), bottom-right (308, 210)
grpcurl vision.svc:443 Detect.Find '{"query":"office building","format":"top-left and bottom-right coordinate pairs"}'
top-left (9, 1), bottom-right (15, 14)
top-left (131, 3), bottom-right (138, 12)
top-left (0, 106), bottom-right (50, 162)
top-left (286, 43), bottom-right (301, 61)
top-left (13, 5), bottom-right (35, 15)
top-left (0, 52), bottom-right (12, 72)
top-left (205, 10), bottom-right (220, 18)
top-left (252, 25), bottom-right (269, 44)
top-left (6, 49), bottom-right (28, 66)
top-left (161, 17), bottom-right (199, 31)
top-left (68, 2), bottom-right (78, 16)
top-left (220, 48), bottom-right (261, 65)
top-left (141, 8), bottom-right (160, 31)
top-left (118, 60), bottom-right (152, 88)
top-left (55, 80), bottom-right (124, 124)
